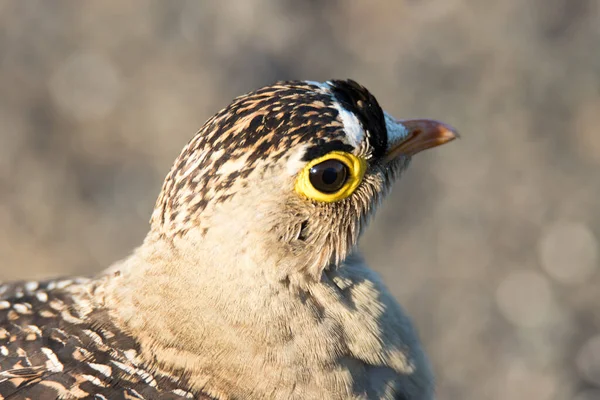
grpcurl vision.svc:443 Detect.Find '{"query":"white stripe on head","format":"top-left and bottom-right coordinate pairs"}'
top-left (306, 80), bottom-right (365, 147)
top-left (331, 101), bottom-right (365, 147)
top-left (384, 111), bottom-right (409, 147)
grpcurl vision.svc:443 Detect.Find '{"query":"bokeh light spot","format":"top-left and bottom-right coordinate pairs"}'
top-left (496, 270), bottom-right (554, 328)
top-left (538, 221), bottom-right (598, 285)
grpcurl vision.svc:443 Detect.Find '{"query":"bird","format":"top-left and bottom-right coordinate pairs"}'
top-left (0, 79), bottom-right (457, 400)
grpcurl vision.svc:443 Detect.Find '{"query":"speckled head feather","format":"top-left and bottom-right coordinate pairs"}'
top-left (152, 80), bottom-right (388, 236)
top-left (149, 80), bottom-right (412, 282)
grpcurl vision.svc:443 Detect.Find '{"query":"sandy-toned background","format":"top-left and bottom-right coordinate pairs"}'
top-left (1, 1), bottom-right (599, 399)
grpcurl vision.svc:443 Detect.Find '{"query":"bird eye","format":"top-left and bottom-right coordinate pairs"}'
top-left (295, 151), bottom-right (367, 203)
top-left (309, 160), bottom-right (348, 193)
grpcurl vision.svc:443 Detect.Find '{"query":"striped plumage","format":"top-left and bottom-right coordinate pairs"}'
top-left (0, 80), bottom-right (457, 399)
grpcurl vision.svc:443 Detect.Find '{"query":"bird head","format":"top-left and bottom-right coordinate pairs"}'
top-left (149, 80), bottom-right (457, 284)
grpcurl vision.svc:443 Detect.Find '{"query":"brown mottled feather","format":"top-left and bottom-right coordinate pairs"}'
top-left (0, 280), bottom-right (212, 399)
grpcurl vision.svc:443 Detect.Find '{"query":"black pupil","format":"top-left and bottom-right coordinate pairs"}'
top-left (309, 159), bottom-right (348, 194)
top-left (322, 168), bottom-right (339, 185)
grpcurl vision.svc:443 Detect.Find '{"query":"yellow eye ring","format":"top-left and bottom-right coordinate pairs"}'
top-left (295, 151), bottom-right (367, 203)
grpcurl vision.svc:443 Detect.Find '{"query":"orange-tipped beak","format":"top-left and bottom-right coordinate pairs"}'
top-left (385, 119), bottom-right (459, 162)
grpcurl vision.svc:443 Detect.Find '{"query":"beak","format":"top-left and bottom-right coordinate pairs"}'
top-left (385, 119), bottom-right (459, 162)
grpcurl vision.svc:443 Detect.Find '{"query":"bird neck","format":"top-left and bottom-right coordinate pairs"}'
top-left (98, 234), bottom-right (432, 400)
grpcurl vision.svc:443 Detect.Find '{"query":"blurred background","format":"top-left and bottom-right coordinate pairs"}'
top-left (0, 1), bottom-right (599, 399)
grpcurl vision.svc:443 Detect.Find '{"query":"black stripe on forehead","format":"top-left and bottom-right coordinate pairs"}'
top-left (328, 79), bottom-right (388, 158)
